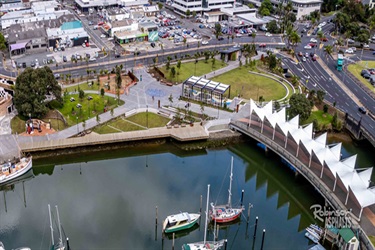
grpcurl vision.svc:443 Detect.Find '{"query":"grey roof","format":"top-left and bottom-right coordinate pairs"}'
top-left (111, 19), bottom-right (134, 28)
top-left (6, 14), bottom-right (76, 43)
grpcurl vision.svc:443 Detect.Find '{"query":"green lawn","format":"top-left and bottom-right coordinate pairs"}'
top-left (64, 81), bottom-right (100, 92)
top-left (160, 60), bottom-right (227, 83)
top-left (210, 66), bottom-right (286, 101)
top-left (347, 62), bottom-right (375, 93)
top-left (304, 110), bottom-right (333, 125)
top-left (11, 116), bottom-right (27, 134)
top-left (59, 93), bottom-right (124, 126)
top-left (368, 235), bottom-right (375, 247)
top-left (93, 112), bottom-right (171, 134)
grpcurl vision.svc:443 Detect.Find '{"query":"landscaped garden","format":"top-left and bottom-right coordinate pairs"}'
top-left (56, 93), bottom-right (124, 126)
top-left (347, 61), bottom-right (375, 93)
top-left (159, 59), bottom-right (227, 83)
top-left (93, 112), bottom-right (170, 134)
top-left (211, 66), bottom-right (287, 101)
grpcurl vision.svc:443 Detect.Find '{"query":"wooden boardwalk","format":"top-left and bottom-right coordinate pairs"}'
top-left (19, 123), bottom-right (208, 153)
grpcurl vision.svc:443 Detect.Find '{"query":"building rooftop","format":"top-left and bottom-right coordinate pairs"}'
top-left (237, 13), bottom-right (269, 25)
top-left (6, 14), bottom-right (76, 43)
top-left (111, 19), bottom-right (134, 28)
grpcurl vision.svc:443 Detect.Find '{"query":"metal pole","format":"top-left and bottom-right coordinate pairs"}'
top-left (146, 105), bottom-right (148, 129)
top-left (260, 229), bottom-right (266, 250)
top-left (200, 194), bottom-right (203, 214)
top-left (156, 206), bottom-right (158, 225)
top-left (253, 216), bottom-right (258, 238)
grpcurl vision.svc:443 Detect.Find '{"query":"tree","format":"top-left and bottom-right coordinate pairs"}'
top-left (323, 104), bottom-right (328, 113)
top-left (274, 100), bottom-right (280, 110)
top-left (170, 66), bottom-right (176, 79)
top-left (268, 53), bottom-right (277, 70)
top-left (168, 94), bottom-right (173, 106)
top-left (166, 61), bottom-right (170, 70)
top-left (316, 90), bottom-right (325, 104)
top-left (214, 23), bottom-right (222, 39)
top-left (0, 33), bottom-right (6, 50)
top-left (186, 9), bottom-right (191, 17)
top-left (211, 57), bottom-right (216, 69)
top-left (157, 2), bottom-right (163, 10)
top-left (115, 65), bottom-right (122, 104)
top-left (192, 10), bottom-right (197, 17)
top-left (266, 20), bottom-right (279, 33)
top-left (79, 89), bottom-right (85, 99)
top-left (288, 93), bottom-right (312, 122)
top-left (110, 108), bottom-right (114, 117)
top-left (289, 31), bottom-right (301, 52)
top-left (14, 67), bottom-right (62, 118)
top-left (325, 45), bottom-right (333, 55)
top-left (101, 88), bottom-right (105, 97)
top-left (259, 0), bottom-right (272, 16)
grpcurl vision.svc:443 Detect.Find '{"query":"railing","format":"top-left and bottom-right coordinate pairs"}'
top-left (229, 120), bottom-right (375, 250)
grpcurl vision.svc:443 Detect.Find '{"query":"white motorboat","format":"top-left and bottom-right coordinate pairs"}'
top-left (0, 157), bottom-right (32, 185)
top-left (163, 212), bottom-right (200, 233)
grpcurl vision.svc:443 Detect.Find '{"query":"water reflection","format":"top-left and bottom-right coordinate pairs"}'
top-left (1, 143), bottom-right (328, 249)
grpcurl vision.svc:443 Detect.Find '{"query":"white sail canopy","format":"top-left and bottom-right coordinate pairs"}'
top-left (249, 100), bottom-right (375, 209)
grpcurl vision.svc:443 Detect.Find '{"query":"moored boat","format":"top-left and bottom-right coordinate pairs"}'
top-left (163, 212), bottom-right (200, 234)
top-left (305, 231), bottom-right (320, 244)
top-left (210, 157), bottom-right (244, 224)
top-left (0, 157), bottom-right (32, 185)
top-left (182, 184), bottom-right (227, 250)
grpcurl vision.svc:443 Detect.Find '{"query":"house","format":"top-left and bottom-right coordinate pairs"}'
top-left (338, 228), bottom-right (359, 250)
top-left (46, 20), bottom-right (89, 49)
top-left (142, 5), bottom-right (159, 17)
top-left (0, 87), bottom-right (13, 116)
top-left (220, 46), bottom-right (241, 62)
top-left (109, 19), bottom-right (137, 37)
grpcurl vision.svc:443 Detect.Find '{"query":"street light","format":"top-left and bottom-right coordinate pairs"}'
top-left (146, 105), bottom-right (148, 129)
top-left (76, 116), bottom-right (79, 134)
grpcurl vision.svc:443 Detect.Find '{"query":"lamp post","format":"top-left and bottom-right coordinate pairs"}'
top-left (146, 105), bottom-right (148, 129)
top-left (194, 59), bottom-right (198, 75)
top-left (76, 116), bottom-right (79, 134)
top-left (28, 113), bottom-right (31, 122)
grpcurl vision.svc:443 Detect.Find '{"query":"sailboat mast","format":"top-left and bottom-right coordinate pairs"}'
top-left (204, 184), bottom-right (210, 245)
top-left (48, 204), bottom-right (55, 246)
top-left (228, 157), bottom-right (233, 206)
top-left (56, 205), bottom-right (63, 244)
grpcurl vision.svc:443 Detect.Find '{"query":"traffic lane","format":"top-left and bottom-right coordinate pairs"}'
top-left (322, 54), bottom-right (375, 114)
top-left (282, 58), bottom-right (318, 90)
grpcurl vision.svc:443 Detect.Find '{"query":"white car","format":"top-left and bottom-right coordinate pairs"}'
top-left (202, 40), bottom-right (208, 45)
top-left (236, 33), bottom-right (242, 37)
top-left (100, 34), bottom-right (106, 38)
top-left (302, 56), bottom-right (306, 62)
top-left (345, 48), bottom-right (354, 54)
top-left (350, 47), bottom-right (356, 52)
top-left (265, 32), bottom-right (272, 37)
top-left (304, 45), bottom-right (312, 49)
top-left (310, 38), bottom-right (318, 43)
top-left (363, 44), bottom-right (370, 48)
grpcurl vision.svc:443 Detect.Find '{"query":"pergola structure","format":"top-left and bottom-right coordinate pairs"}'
top-left (248, 99), bottom-right (375, 220)
top-left (182, 76), bottom-right (231, 107)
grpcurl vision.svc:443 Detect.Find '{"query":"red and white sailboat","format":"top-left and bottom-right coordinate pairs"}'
top-left (210, 157), bottom-right (244, 223)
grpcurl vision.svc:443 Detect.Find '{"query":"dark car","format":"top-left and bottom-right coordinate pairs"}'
top-left (63, 56), bottom-right (67, 62)
top-left (150, 42), bottom-right (156, 48)
top-left (218, 36), bottom-right (224, 41)
top-left (31, 62), bottom-right (36, 67)
top-left (310, 52), bottom-right (315, 57)
top-left (358, 106), bottom-right (367, 114)
top-left (285, 72), bottom-right (293, 78)
top-left (134, 51), bottom-right (140, 56)
top-left (361, 69), bottom-right (371, 76)
top-left (22, 62), bottom-right (27, 68)
top-left (363, 73), bottom-right (371, 79)
top-left (115, 53), bottom-right (121, 58)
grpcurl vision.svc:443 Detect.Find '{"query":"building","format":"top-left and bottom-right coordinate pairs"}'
top-left (6, 14), bottom-right (76, 57)
top-left (103, 7), bottom-right (131, 22)
top-left (243, 0), bottom-right (322, 20)
top-left (362, 0), bottom-right (375, 9)
top-left (0, 0), bottom-right (66, 29)
top-left (172, 0), bottom-right (235, 16)
top-left (107, 19), bottom-right (137, 37)
top-left (46, 20), bottom-right (89, 49)
top-left (74, 0), bottom-right (148, 13)
top-left (142, 5), bottom-right (159, 16)
top-left (0, 87), bottom-right (13, 116)
top-left (338, 228), bottom-right (359, 250)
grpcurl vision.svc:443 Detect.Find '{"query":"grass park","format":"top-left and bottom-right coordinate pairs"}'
top-left (347, 61), bottom-right (375, 93)
top-left (159, 59), bottom-right (227, 83)
top-left (211, 66), bottom-right (288, 101)
top-left (304, 110), bottom-right (333, 126)
top-left (93, 112), bottom-right (170, 134)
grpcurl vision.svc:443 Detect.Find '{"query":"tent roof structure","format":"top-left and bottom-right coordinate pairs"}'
top-left (249, 100), bottom-right (375, 209)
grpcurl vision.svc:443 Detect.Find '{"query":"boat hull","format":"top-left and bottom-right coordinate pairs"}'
top-left (163, 213), bottom-right (200, 234)
top-left (0, 157), bottom-right (32, 185)
top-left (182, 240), bottom-right (225, 250)
top-left (211, 207), bottom-right (243, 223)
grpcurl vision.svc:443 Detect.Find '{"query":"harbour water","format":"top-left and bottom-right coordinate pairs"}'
top-left (0, 139), bottom-right (373, 250)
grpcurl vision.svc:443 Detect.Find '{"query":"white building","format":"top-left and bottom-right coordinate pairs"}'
top-left (0, 0), bottom-right (67, 29)
top-left (75, 0), bottom-right (148, 12)
top-left (172, 0), bottom-right (235, 16)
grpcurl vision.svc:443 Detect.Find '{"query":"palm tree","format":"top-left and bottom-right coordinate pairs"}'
top-left (325, 45), bottom-right (333, 56)
top-left (251, 33), bottom-right (256, 44)
top-left (290, 31), bottom-right (301, 54)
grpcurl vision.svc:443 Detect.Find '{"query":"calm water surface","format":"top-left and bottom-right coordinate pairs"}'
top-left (0, 140), bottom-right (373, 250)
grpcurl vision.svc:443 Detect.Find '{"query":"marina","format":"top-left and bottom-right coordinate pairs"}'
top-left (0, 140), bottom-right (373, 249)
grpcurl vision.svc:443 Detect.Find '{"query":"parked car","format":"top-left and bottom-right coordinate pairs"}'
top-left (218, 36), bottom-right (224, 41)
top-left (304, 45), bottom-right (312, 49)
top-left (202, 40), bottom-right (208, 45)
top-left (310, 38), bottom-right (318, 43)
top-left (363, 73), bottom-right (371, 79)
top-left (345, 48), bottom-right (354, 54)
top-left (265, 32), bottom-right (272, 37)
top-left (134, 51), bottom-right (141, 56)
top-left (361, 69), bottom-right (371, 76)
top-left (259, 43), bottom-right (267, 48)
top-left (54, 73), bottom-right (60, 79)
top-left (320, 37), bottom-right (328, 42)
top-left (347, 39), bottom-right (355, 44)
top-left (63, 56), bottom-right (67, 62)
